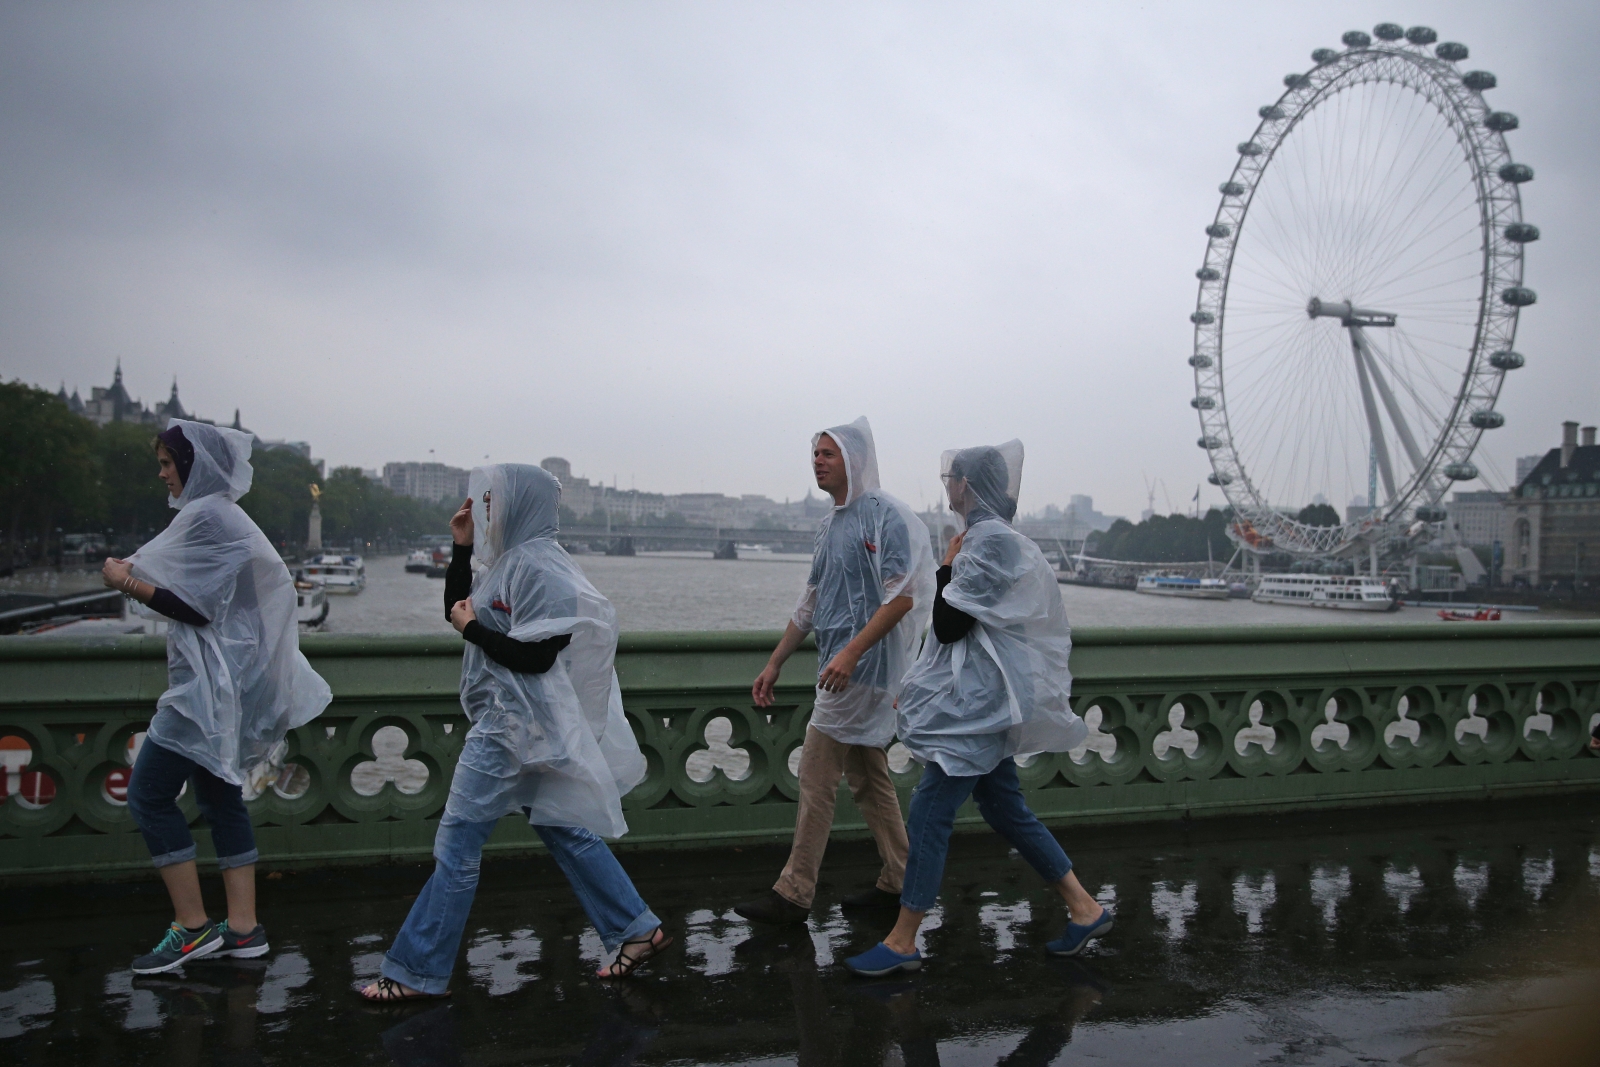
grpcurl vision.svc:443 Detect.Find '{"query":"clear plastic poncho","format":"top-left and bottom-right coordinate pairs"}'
top-left (895, 439), bottom-right (1085, 776)
top-left (446, 463), bottom-right (646, 838)
top-left (130, 420), bottom-right (332, 787)
top-left (792, 417), bottom-right (936, 747)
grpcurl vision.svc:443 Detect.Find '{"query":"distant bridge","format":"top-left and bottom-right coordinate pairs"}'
top-left (558, 525), bottom-right (816, 555)
top-left (559, 523), bottom-right (1087, 562)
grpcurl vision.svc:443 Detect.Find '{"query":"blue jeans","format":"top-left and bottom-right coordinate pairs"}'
top-left (900, 757), bottom-right (1071, 912)
top-left (127, 737), bottom-right (259, 870)
top-left (381, 813), bottom-right (662, 994)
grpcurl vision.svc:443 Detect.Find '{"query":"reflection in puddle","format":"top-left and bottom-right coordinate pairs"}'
top-left (1383, 865), bottom-right (1423, 914)
top-left (1232, 872), bottom-right (1275, 933)
top-left (1150, 881), bottom-right (1198, 941)
top-left (1522, 855), bottom-right (1555, 900)
top-left (466, 929), bottom-right (541, 995)
top-left (1310, 865), bottom-right (1351, 928)
top-left (683, 908), bottom-right (747, 977)
top-left (979, 901), bottom-right (1031, 952)
top-left (103, 969), bottom-right (164, 1032)
top-left (0, 975), bottom-right (53, 1039)
top-left (258, 950), bottom-right (314, 1014)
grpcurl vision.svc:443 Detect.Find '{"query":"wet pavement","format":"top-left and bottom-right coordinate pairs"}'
top-left (3, 797), bottom-right (1599, 1066)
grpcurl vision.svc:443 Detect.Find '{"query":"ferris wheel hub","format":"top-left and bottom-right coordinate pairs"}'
top-left (1306, 297), bottom-right (1396, 328)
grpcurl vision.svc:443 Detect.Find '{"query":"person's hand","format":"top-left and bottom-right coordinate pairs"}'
top-left (941, 531), bottom-right (966, 567)
top-left (450, 497), bottom-right (474, 546)
top-left (449, 598), bottom-right (477, 634)
top-left (818, 648), bottom-right (860, 694)
top-left (102, 557), bottom-right (134, 592)
top-left (752, 663), bottom-right (781, 707)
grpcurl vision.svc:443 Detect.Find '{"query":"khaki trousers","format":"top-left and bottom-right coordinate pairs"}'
top-left (774, 725), bottom-right (910, 909)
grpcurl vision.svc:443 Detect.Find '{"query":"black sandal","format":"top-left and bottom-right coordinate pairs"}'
top-left (597, 929), bottom-right (674, 979)
top-left (357, 976), bottom-right (451, 1002)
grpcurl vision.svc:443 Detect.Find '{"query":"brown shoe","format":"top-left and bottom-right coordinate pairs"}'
top-left (733, 889), bottom-right (810, 925)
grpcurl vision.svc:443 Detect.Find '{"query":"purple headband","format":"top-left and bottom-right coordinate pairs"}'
top-left (157, 425), bottom-right (195, 488)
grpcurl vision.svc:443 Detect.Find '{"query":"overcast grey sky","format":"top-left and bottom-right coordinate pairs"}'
top-left (2, 1), bottom-right (1594, 518)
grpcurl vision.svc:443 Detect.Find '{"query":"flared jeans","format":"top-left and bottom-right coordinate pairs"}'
top-left (381, 812), bottom-right (661, 994)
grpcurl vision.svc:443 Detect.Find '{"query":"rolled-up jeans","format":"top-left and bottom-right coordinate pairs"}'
top-left (899, 757), bottom-right (1071, 912)
top-left (127, 736), bottom-right (259, 870)
top-left (381, 812), bottom-right (662, 995)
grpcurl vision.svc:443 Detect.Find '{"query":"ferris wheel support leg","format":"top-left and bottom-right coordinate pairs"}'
top-left (1350, 331), bottom-right (1398, 503)
top-left (1352, 326), bottom-right (1426, 472)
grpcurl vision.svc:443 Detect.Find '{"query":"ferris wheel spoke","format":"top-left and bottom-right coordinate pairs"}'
top-left (1355, 180), bottom-right (1480, 296)
top-left (1354, 170), bottom-right (1475, 293)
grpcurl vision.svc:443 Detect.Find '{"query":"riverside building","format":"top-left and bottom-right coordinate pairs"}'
top-left (1503, 420), bottom-right (1599, 590)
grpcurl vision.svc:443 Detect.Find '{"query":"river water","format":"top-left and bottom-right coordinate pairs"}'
top-left (320, 551), bottom-right (1587, 634)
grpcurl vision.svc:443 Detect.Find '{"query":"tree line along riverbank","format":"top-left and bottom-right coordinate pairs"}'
top-left (1, 380), bottom-right (457, 567)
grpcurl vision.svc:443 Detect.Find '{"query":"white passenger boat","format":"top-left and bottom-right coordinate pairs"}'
top-left (1252, 574), bottom-right (1397, 611)
top-left (1136, 574), bottom-right (1230, 599)
top-left (302, 553), bottom-right (366, 594)
top-left (405, 549), bottom-right (431, 573)
top-left (293, 573), bottom-right (329, 627)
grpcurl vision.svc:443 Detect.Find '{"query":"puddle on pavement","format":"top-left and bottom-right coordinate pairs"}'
top-left (3, 796), bottom-right (1599, 1065)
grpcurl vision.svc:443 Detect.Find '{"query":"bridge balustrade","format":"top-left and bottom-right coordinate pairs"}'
top-left (1, 623), bottom-right (1597, 880)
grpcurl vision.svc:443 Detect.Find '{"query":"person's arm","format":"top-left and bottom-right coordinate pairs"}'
top-left (446, 583), bottom-right (573, 674)
top-left (816, 594), bottom-right (914, 693)
top-left (443, 543), bottom-right (474, 621)
top-left (444, 495), bottom-right (475, 621)
top-left (147, 588), bottom-right (211, 627)
top-left (462, 625), bottom-right (572, 674)
top-left (752, 621), bottom-right (809, 708)
top-left (102, 557), bottom-right (211, 626)
top-left (931, 565), bottom-right (976, 644)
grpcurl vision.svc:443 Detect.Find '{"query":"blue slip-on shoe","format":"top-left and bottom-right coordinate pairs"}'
top-left (1045, 909), bottom-right (1114, 957)
top-left (843, 942), bottom-right (923, 978)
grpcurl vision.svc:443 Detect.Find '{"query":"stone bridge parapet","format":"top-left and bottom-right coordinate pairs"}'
top-left (1, 623), bottom-right (1597, 881)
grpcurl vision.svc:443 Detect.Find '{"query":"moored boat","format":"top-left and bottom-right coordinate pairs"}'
top-left (302, 552), bottom-right (366, 594)
top-left (1252, 574), bottom-right (1396, 611)
top-left (1438, 608), bottom-right (1501, 622)
top-left (1136, 573), bottom-right (1230, 599)
top-left (293, 573), bottom-right (329, 627)
top-left (404, 549), bottom-right (431, 573)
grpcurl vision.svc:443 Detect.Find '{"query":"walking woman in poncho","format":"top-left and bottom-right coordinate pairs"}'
top-left (844, 441), bottom-right (1113, 977)
top-left (103, 420), bottom-right (332, 975)
top-left (360, 464), bottom-right (669, 1001)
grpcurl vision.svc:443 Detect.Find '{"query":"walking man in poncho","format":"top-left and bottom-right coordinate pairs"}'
top-left (735, 417), bottom-right (935, 924)
top-left (104, 420), bottom-right (332, 975)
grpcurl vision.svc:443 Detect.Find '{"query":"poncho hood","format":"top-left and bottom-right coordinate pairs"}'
top-left (165, 419), bottom-right (254, 510)
top-left (943, 439), bottom-right (1023, 527)
top-left (469, 463), bottom-right (559, 565)
top-left (814, 416), bottom-right (881, 509)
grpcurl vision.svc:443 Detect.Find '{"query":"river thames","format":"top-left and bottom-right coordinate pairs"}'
top-left (320, 551), bottom-right (1591, 635)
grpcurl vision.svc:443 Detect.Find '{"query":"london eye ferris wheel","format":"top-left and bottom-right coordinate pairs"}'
top-left (1189, 23), bottom-right (1536, 564)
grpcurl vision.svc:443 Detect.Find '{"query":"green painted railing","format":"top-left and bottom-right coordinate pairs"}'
top-left (2, 623), bottom-right (1598, 880)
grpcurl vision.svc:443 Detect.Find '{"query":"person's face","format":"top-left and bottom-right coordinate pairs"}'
top-left (812, 435), bottom-right (849, 503)
top-left (943, 472), bottom-right (969, 516)
top-left (156, 445), bottom-right (183, 499)
top-left (482, 489), bottom-right (492, 527)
